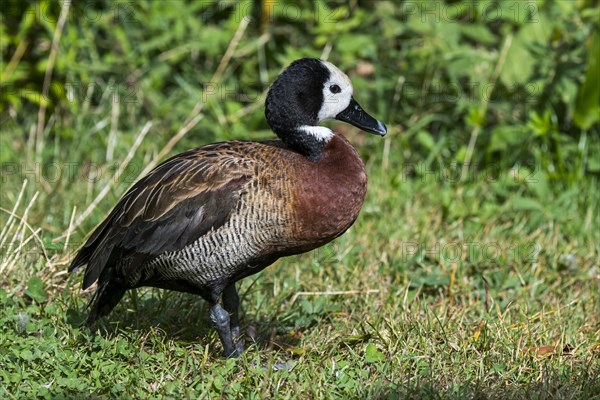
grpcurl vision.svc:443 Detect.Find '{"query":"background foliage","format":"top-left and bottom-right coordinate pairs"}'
top-left (1, 0), bottom-right (599, 398)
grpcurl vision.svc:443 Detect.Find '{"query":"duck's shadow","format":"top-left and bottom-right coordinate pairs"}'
top-left (67, 288), bottom-right (300, 356)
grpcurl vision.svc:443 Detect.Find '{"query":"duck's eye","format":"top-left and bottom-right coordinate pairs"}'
top-left (329, 84), bottom-right (341, 94)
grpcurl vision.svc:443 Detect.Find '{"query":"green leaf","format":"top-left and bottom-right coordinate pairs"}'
top-left (528, 110), bottom-right (553, 136)
top-left (466, 106), bottom-right (485, 128)
top-left (455, 145), bottom-right (468, 163)
top-left (489, 125), bottom-right (523, 152)
top-left (416, 130), bottom-right (435, 150)
top-left (24, 276), bottom-right (48, 303)
top-left (461, 24), bottom-right (496, 45)
top-left (574, 30), bottom-right (600, 129)
top-left (20, 350), bottom-right (33, 362)
top-left (501, 10), bottom-right (554, 87)
top-left (422, 273), bottom-right (451, 287)
top-left (508, 197), bottom-right (545, 212)
top-left (337, 34), bottom-right (376, 58)
top-left (527, 170), bottom-right (549, 201)
top-left (365, 343), bottom-right (385, 363)
top-left (588, 151), bottom-right (600, 172)
top-left (500, 35), bottom-right (533, 86)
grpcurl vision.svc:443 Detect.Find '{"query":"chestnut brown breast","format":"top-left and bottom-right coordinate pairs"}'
top-left (289, 133), bottom-right (367, 252)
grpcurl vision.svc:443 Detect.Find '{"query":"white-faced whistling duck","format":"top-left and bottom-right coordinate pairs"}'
top-left (69, 58), bottom-right (387, 357)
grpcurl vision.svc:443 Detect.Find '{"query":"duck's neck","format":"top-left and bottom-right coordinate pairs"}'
top-left (276, 125), bottom-right (334, 161)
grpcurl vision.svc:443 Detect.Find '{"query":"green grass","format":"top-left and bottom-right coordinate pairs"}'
top-left (1, 1), bottom-right (599, 398)
top-left (1, 148), bottom-right (599, 398)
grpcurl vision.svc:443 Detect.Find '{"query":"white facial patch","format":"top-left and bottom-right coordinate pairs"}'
top-left (298, 125), bottom-right (334, 141)
top-left (317, 60), bottom-right (354, 122)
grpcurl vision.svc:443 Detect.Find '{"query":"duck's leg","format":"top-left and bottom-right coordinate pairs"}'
top-left (209, 302), bottom-right (236, 358)
top-left (219, 286), bottom-right (294, 370)
top-left (222, 284), bottom-right (245, 356)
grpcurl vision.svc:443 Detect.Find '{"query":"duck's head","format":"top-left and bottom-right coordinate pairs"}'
top-left (265, 58), bottom-right (387, 160)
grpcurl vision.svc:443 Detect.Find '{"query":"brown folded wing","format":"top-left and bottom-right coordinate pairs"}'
top-left (69, 142), bottom-right (254, 289)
